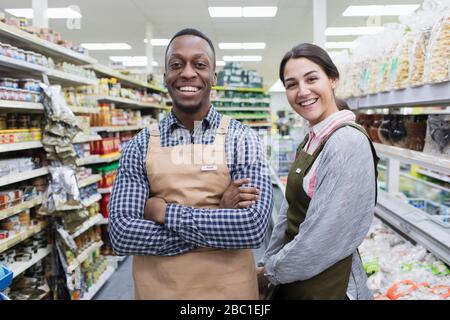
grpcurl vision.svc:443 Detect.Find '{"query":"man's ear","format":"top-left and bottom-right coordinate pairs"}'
top-left (163, 73), bottom-right (167, 87)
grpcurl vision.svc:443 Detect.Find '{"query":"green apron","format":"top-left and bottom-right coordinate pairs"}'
top-left (275, 122), bottom-right (379, 300)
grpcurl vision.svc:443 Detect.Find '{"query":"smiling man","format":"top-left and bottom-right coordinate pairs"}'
top-left (108, 28), bottom-right (273, 300)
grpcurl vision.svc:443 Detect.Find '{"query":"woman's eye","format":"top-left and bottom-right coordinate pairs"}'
top-left (307, 77), bottom-right (318, 82)
top-left (285, 83), bottom-right (296, 89)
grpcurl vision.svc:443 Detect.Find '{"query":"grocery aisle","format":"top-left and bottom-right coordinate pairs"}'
top-left (0, 0), bottom-right (449, 301)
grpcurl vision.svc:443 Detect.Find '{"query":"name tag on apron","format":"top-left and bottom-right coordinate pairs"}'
top-left (201, 165), bottom-right (218, 172)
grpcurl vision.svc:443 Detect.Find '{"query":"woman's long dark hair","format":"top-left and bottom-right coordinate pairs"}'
top-left (280, 43), bottom-right (348, 109)
top-left (279, 43), bottom-right (340, 85)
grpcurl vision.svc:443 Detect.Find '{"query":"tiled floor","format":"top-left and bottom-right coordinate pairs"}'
top-left (94, 186), bottom-right (284, 300)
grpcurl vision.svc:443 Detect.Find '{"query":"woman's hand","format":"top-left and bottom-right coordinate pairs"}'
top-left (220, 178), bottom-right (260, 209)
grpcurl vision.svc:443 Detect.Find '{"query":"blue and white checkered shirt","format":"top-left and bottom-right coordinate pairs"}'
top-left (108, 106), bottom-right (273, 256)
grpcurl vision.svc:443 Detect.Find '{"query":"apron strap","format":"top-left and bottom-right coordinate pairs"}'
top-left (312, 122), bottom-right (380, 205)
top-left (148, 122), bottom-right (161, 148)
top-left (214, 116), bottom-right (231, 148)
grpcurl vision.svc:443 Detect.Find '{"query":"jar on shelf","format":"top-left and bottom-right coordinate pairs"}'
top-left (3, 44), bottom-right (14, 58)
top-left (369, 114), bottom-right (383, 143)
top-left (390, 115), bottom-right (408, 148)
top-left (17, 49), bottom-right (26, 61)
top-left (378, 115), bottom-right (393, 145)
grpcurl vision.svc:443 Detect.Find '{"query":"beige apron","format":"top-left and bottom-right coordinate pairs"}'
top-left (133, 116), bottom-right (258, 300)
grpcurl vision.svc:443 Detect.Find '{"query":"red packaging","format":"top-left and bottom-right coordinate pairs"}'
top-left (101, 194), bottom-right (111, 218)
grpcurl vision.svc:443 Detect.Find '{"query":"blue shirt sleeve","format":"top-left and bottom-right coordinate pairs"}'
top-left (108, 129), bottom-right (195, 256)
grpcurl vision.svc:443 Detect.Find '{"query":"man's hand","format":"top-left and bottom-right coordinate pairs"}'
top-left (220, 178), bottom-right (260, 209)
top-left (256, 266), bottom-right (270, 300)
top-left (144, 197), bottom-right (167, 224)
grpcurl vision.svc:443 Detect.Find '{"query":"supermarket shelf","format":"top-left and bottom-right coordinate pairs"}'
top-left (78, 174), bottom-right (102, 189)
top-left (0, 55), bottom-right (97, 86)
top-left (375, 190), bottom-right (450, 265)
top-left (416, 169), bottom-right (450, 184)
top-left (94, 96), bottom-right (165, 109)
top-left (87, 64), bottom-right (167, 93)
top-left (9, 246), bottom-right (52, 279)
top-left (81, 193), bottom-right (102, 208)
top-left (90, 125), bottom-right (145, 133)
top-left (400, 172), bottom-right (450, 193)
top-left (69, 106), bottom-right (100, 114)
top-left (67, 240), bottom-right (103, 273)
top-left (97, 217), bottom-right (108, 225)
top-left (213, 98), bottom-right (270, 104)
top-left (212, 86), bottom-right (266, 93)
top-left (0, 221), bottom-right (48, 253)
top-left (98, 187), bottom-right (113, 194)
top-left (76, 153), bottom-right (121, 166)
top-left (347, 81), bottom-right (450, 109)
top-left (0, 21), bottom-right (97, 65)
top-left (0, 197), bottom-right (43, 221)
top-left (0, 100), bottom-right (44, 112)
top-left (230, 115), bottom-right (271, 120)
top-left (0, 167), bottom-right (49, 187)
top-left (106, 255), bottom-right (126, 269)
top-left (374, 143), bottom-right (450, 176)
top-left (215, 107), bottom-right (271, 112)
top-left (0, 141), bottom-right (43, 153)
top-left (357, 106), bottom-right (450, 115)
top-left (80, 266), bottom-right (115, 300)
top-left (70, 214), bottom-right (103, 239)
top-left (246, 123), bottom-right (272, 128)
top-left (72, 133), bottom-right (102, 144)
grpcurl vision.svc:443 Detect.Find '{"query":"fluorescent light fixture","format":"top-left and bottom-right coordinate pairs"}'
top-left (208, 6), bottom-right (277, 17)
top-left (150, 39), bottom-right (170, 46)
top-left (5, 7), bottom-right (82, 19)
top-left (81, 43), bottom-right (131, 50)
top-left (223, 55), bottom-right (262, 62)
top-left (243, 7), bottom-right (277, 17)
top-left (327, 51), bottom-right (347, 57)
top-left (325, 27), bottom-right (384, 36)
top-left (343, 5), bottom-right (420, 16)
top-left (219, 42), bottom-right (266, 50)
top-left (123, 61), bottom-right (159, 67)
top-left (208, 7), bottom-right (242, 17)
top-left (325, 42), bottom-right (359, 49)
top-left (216, 61), bottom-right (226, 67)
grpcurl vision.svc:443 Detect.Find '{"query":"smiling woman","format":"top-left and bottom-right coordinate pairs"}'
top-left (257, 43), bottom-right (379, 300)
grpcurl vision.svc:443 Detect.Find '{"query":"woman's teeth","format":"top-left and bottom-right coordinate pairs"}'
top-left (300, 98), bottom-right (318, 106)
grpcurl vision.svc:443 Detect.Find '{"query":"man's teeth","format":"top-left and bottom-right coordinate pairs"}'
top-left (300, 98), bottom-right (318, 106)
top-left (179, 86), bottom-right (199, 92)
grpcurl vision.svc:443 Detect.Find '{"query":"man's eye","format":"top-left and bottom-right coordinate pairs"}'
top-left (170, 62), bottom-right (182, 68)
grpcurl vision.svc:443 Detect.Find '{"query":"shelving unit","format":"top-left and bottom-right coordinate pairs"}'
top-left (90, 125), bottom-right (146, 133)
top-left (80, 266), bottom-right (115, 300)
top-left (8, 246), bottom-right (52, 279)
top-left (0, 21), bottom-right (96, 66)
top-left (0, 221), bottom-right (48, 253)
top-left (0, 141), bottom-right (43, 153)
top-left (0, 100), bottom-right (44, 113)
top-left (70, 214), bottom-right (103, 239)
top-left (349, 80), bottom-right (450, 269)
top-left (78, 174), bottom-right (101, 189)
top-left (69, 106), bottom-right (100, 114)
top-left (94, 96), bottom-right (165, 110)
top-left (0, 167), bottom-right (49, 188)
top-left (347, 81), bottom-right (450, 109)
top-left (0, 197), bottom-right (43, 221)
top-left (67, 241), bottom-right (103, 273)
top-left (76, 153), bottom-right (121, 166)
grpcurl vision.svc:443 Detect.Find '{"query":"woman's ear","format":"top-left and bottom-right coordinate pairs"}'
top-left (331, 78), bottom-right (339, 90)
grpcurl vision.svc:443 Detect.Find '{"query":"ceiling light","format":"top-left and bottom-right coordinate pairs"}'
top-left (208, 6), bottom-right (277, 18)
top-left (219, 42), bottom-right (266, 50)
top-left (150, 39), bottom-right (170, 46)
top-left (216, 61), bottom-right (226, 66)
top-left (325, 27), bottom-right (384, 36)
top-left (81, 43), bottom-right (131, 50)
top-left (325, 42), bottom-right (359, 49)
top-left (243, 7), bottom-right (277, 17)
top-left (223, 55), bottom-right (262, 62)
top-left (343, 5), bottom-right (420, 16)
top-left (5, 7), bottom-right (82, 19)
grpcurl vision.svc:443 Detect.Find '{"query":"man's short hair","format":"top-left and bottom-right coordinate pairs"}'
top-left (165, 28), bottom-right (216, 67)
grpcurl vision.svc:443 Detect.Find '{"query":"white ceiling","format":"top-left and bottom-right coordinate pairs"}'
top-left (0, 0), bottom-right (421, 87)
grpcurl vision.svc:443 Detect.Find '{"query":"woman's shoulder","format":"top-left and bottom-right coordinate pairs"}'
top-left (324, 125), bottom-right (372, 155)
